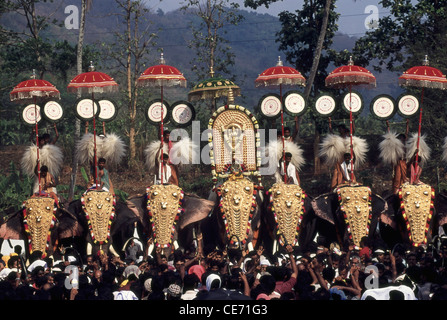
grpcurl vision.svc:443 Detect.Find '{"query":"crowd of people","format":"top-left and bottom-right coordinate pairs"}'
top-left (1, 234), bottom-right (447, 301)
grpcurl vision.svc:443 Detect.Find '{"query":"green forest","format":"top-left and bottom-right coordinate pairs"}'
top-left (1, 0), bottom-right (447, 212)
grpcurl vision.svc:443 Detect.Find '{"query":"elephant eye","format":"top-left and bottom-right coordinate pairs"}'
top-left (295, 192), bottom-right (301, 197)
top-left (152, 191), bottom-right (158, 197)
top-left (46, 206), bottom-right (51, 210)
top-left (88, 197), bottom-right (92, 201)
top-left (276, 190), bottom-right (281, 196)
top-left (172, 192), bottom-right (178, 197)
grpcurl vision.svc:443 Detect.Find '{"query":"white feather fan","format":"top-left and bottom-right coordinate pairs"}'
top-left (21, 144), bottom-right (64, 178)
top-left (378, 131), bottom-right (405, 166)
top-left (406, 132), bottom-right (431, 166)
top-left (266, 139), bottom-right (305, 172)
top-left (75, 133), bottom-right (126, 166)
top-left (101, 133), bottom-right (126, 166)
top-left (344, 136), bottom-right (369, 166)
top-left (169, 137), bottom-right (199, 167)
top-left (144, 137), bottom-right (198, 173)
top-left (144, 140), bottom-right (162, 173)
top-left (318, 134), bottom-right (345, 167)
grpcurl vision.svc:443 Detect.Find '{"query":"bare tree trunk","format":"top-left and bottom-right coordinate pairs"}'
top-left (299, 0), bottom-right (332, 175)
top-left (69, 0), bottom-right (88, 201)
top-left (126, 0), bottom-right (137, 162)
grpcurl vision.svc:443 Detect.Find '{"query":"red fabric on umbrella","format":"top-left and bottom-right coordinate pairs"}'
top-left (255, 56), bottom-right (306, 88)
top-left (325, 59), bottom-right (376, 89)
top-left (137, 59), bottom-right (186, 88)
top-left (67, 70), bottom-right (118, 94)
top-left (398, 56), bottom-right (447, 90)
top-left (10, 78), bottom-right (60, 102)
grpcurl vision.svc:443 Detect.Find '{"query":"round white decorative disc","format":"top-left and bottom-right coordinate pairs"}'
top-left (372, 96), bottom-right (395, 119)
top-left (260, 95), bottom-right (281, 118)
top-left (343, 92), bottom-right (362, 113)
top-left (172, 103), bottom-right (193, 125)
top-left (98, 100), bottom-right (116, 121)
top-left (398, 95), bottom-right (419, 117)
top-left (76, 99), bottom-right (99, 120)
top-left (43, 101), bottom-right (63, 121)
top-left (284, 92), bottom-right (306, 115)
top-left (315, 95), bottom-right (336, 116)
top-left (23, 104), bottom-right (41, 125)
top-left (147, 101), bottom-right (168, 123)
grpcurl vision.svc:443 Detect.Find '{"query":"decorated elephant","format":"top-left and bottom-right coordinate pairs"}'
top-left (126, 186), bottom-right (215, 257)
top-left (199, 104), bottom-right (266, 252)
top-left (64, 188), bottom-right (144, 260)
top-left (259, 183), bottom-right (316, 254)
top-left (383, 183), bottom-right (436, 248)
top-left (310, 184), bottom-right (389, 250)
top-left (0, 194), bottom-right (81, 260)
top-left (200, 172), bottom-right (264, 252)
top-left (258, 136), bottom-right (315, 254)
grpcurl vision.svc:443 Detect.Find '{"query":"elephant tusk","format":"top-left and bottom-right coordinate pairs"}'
top-left (109, 244), bottom-right (120, 257)
top-left (87, 242), bottom-right (92, 255)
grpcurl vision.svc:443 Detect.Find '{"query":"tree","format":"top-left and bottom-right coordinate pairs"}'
top-left (102, 0), bottom-right (156, 163)
top-left (180, 0), bottom-right (244, 81)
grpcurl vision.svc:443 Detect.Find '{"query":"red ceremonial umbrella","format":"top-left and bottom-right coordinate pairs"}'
top-left (255, 56), bottom-right (306, 183)
top-left (10, 70), bottom-right (61, 194)
top-left (67, 62), bottom-right (119, 189)
top-left (137, 52), bottom-right (186, 184)
top-left (325, 56), bottom-right (376, 181)
top-left (398, 55), bottom-right (447, 182)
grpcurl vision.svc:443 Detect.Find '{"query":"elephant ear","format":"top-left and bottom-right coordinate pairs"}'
top-left (371, 194), bottom-right (398, 225)
top-left (311, 192), bottom-right (339, 225)
top-left (178, 193), bottom-right (215, 230)
top-left (56, 206), bottom-right (84, 239)
top-left (0, 209), bottom-right (24, 239)
top-left (126, 195), bottom-right (150, 231)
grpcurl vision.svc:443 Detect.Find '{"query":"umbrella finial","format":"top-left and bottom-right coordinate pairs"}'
top-left (423, 55), bottom-right (429, 66)
top-left (160, 50), bottom-right (165, 65)
top-left (348, 56), bottom-right (354, 66)
top-left (276, 56), bottom-right (283, 66)
top-left (88, 61), bottom-right (96, 72)
top-left (31, 69), bottom-right (37, 79)
top-left (209, 67), bottom-right (215, 78)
